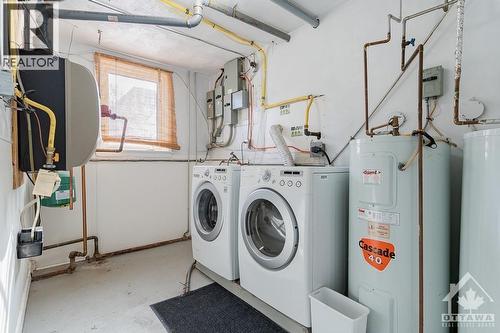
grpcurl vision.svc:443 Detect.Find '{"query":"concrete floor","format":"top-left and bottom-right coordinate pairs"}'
top-left (23, 241), bottom-right (212, 333)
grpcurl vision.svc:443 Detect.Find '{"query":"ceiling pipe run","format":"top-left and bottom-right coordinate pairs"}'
top-left (87, 0), bottom-right (245, 57)
top-left (269, 0), bottom-right (320, 28)
top-left (206, 1), bottom-right (291, 42)
top-left (55, 0), bottom-right (206, 28)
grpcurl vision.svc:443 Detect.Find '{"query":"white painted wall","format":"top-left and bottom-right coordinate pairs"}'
top-left (207, 0), bottom-right (500, 166)
top-left (0, 104), bottom-right (31, 333)
top-left (34, 38), bottom-right (210, 268)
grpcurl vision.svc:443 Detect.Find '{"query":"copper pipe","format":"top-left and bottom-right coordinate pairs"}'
top-left (68, 165), bottom-right (88, 271)
top-left (33, 236), bottom-right (101, 281)
top-left (364, 33), bottom-right (392, 136)
top-left (96, 116), bottom-right (128, 153)
top-left (99, 236), bottom-right (190, 259)
top-left (369, 116), bottom-right (401, 136)
top-left (32, 236), bottom-right (189, 281)
top-left (68, 168), bottom-right (74, 210)
top-left (43, 236), bottom-right (99, 252)
top-left (452, 76), bottom-right (478, 125)
top-left (400, 0), bottom-right (458, 70)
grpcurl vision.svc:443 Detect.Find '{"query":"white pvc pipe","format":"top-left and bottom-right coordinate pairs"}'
top-left (269, 125), bottom-right (295, 166)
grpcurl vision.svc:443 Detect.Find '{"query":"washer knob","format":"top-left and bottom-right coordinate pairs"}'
top-left (287, 180), bottom-right (293, 187)
top-left (204, 169), bottom-right (210, 177)
top-left (262, 170), bottom-right (272, 182)
top-left (280, 180), bottom-right (285, 186)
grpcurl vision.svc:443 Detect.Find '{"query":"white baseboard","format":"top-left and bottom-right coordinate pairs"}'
top-left (15, 261), bottom-right (33, 333)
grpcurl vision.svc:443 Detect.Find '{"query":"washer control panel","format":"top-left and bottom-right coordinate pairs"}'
top-left (258, 168), bottom-right (304, 189)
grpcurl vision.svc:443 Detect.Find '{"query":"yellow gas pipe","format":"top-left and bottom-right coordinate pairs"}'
top-left (14, 89), bottom-right (57, 165)
top-left (159, 0), bottom-right (315, 111)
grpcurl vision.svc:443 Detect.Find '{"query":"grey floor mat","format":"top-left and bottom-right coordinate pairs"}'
top-left (151, 283), bottom-right (288, 333)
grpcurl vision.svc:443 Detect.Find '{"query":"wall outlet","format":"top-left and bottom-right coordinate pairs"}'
top-left (310, 141), bottom-right (325, 158)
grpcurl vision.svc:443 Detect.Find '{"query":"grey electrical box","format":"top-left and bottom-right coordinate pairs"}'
top-left (232, 90), bottom-right (249, 110)
top-left (423, 66), bottom-right (443, 99)
top-left (223, 93), bottom-right (237, 125)
top-left (224, 58), bottom-right (244, 94)
top-left (214, 85), bottom-right (224, 118)
top-left (207, 90), bottom-right (215, 119)
top-left (0, 70), bottom-right (14, 97)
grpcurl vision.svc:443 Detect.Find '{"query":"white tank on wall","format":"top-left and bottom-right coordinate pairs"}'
top-left (459, 128), bottom-right (500, 332)
top-left (348, 136), bottom-right (450, 333)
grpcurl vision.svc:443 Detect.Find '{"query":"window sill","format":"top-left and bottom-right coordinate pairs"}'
top-left (91, 149), bottom-right (177, 162)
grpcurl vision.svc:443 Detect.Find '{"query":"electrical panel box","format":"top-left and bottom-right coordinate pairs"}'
top-left (214, 85), bottom-right (224, 118)
top-left (423, 66), bottom-right (443, 99)
top-left (232, 90), bottom-right (248, 110)
top-left (206, 90), bottom-right (215, 119)
top-left (223, 93), bottom-right (237, 125)
top-left (0, 70), bottom-right (14, 97)
top-left (224, 58), bottom-right (244, 94)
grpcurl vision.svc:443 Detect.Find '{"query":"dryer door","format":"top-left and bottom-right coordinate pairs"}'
top-left (193, 182), bottom-right (223, 241)
top-left (241, 188), bottom-right (298, 270)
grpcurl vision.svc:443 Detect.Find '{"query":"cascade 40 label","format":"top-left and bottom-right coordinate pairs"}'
top-left (359, 238), bottom-right (396, 271)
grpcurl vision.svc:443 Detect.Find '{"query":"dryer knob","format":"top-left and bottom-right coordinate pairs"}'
top-left (204, 169), bottom-right (210, 177)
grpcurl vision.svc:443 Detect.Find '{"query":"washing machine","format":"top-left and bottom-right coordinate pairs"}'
top-left (238, 166), bottom-right (349, 327)
top-left (191, 165), bottom-right (240, 280)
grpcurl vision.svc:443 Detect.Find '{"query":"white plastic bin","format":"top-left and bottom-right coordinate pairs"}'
top-left (310, 287), bottom-right (370, 333)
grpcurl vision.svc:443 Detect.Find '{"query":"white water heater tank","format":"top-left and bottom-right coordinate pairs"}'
top-left (459, 128), bottom-right (500, 332)
top-left (348, 136), bottom-right (450, 333)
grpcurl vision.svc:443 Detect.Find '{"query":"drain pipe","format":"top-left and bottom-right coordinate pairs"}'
top-left (270, 0), bottom-right (320, 28)
top-left (68, 165), bottom-right (88, 272)
top-left (206, 1), bottom-right (291, 42)
top-left (364, 0), bottom-right (402, 136)
top-left (55, 0), bottom-right (206, 28)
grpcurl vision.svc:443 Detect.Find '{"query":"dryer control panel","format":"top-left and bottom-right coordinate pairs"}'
top-left (195, 167), bottom-right (228, 183)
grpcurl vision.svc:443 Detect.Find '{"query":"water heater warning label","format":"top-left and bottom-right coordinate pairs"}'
top-left (358, 208), bottom-right (400, 225)
top-left (368, 222), bottom-right (390, 239)
top-left (362, 169), bottom-right (382, 184)
top-left (359, 238), bottom-right (396, 271)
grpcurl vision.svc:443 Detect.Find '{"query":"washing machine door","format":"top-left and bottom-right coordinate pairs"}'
top-left (193, 182), bottom-right (223, 242)
top-left (241, 188), bottom-right (298, 270)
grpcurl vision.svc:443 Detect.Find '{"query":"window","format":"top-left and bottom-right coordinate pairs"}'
top-left (94, 53), bottom-right (180, 151)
